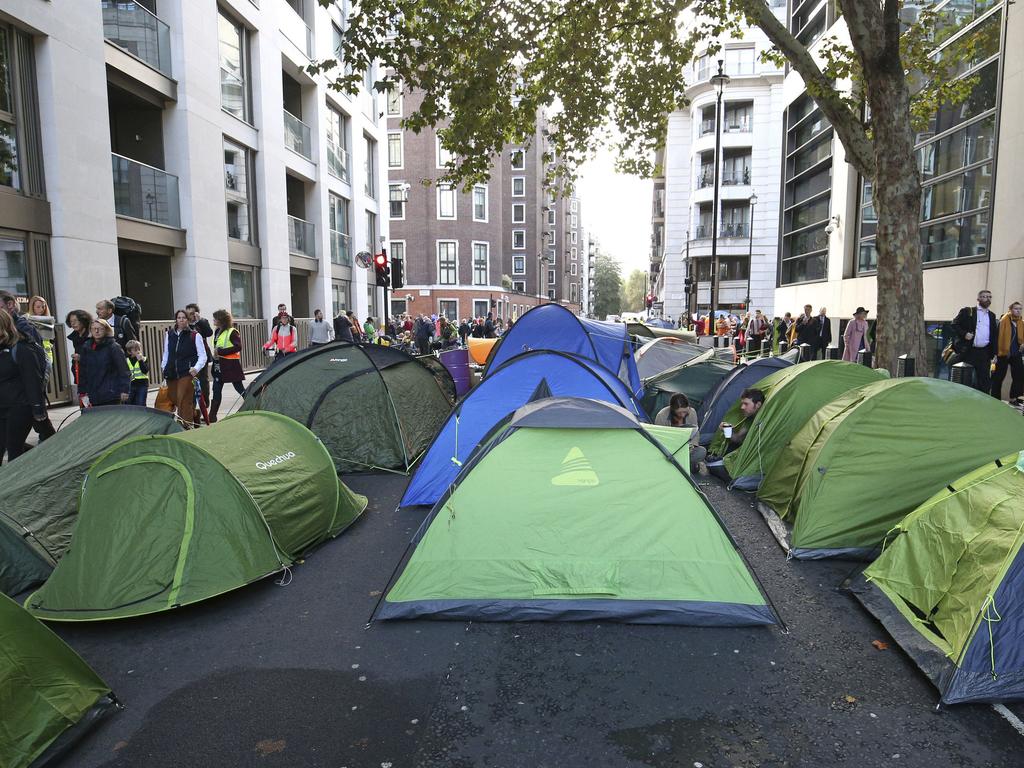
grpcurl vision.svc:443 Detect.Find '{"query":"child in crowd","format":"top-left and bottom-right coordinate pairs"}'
top-left (125, 340), bottom-right (150, 407)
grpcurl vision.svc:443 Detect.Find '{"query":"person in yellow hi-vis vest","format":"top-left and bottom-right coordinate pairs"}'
top-left (210, 309), bottom-right (247, 423)
top-left (124, 340), bottom-right (150, 406)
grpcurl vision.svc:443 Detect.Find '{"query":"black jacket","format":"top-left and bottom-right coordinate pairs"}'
top-left (79, 336), bottom-right (130, 405)
top-left (794, 315), bottom-right (816, 346)
top-left (0, 342), bottom-right (46, 416)
top-left (333, 314), bottom-right (354, 343)
top-left (814, 315), bottom-right (832, 347)
top-left (953, 305), bottom-right (998, 357)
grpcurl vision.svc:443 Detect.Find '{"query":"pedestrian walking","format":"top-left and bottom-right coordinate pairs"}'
top-left (309, 309), bottom-right (333, 347)
top-left (0, 308), bottom-right (47, 464)
top-left (264, 314), bottom-right (298, 362)
top-left (210, 309), bottom-right (246, 422)
top-left (414, 315), bottom-right (434, 355)
top-left (124, 340), bottom-right (150, 406)
top-left (79, 318), bottom-right (130, 408)
top-left (94, 298), bottom-right (136, 351)
top-left (161, 309), bottom-right (207, 427)
top-left (186, 303), bottom-right (214, 425)
top-left (333, 309), bottom-right (355, 343)
top-left (991, 301), bottom-right (1024, 403)
top-left (65, 309), bottom-right (92, 404)
top-left (813, 308), bottom-right (832, 358)
top-left (23, 295), bottom-right (56, 441)
top-left (458, 318), bottom-right (471, 346)
top-left (347, 311), bottom-right (363, 342)
top-left (794, 304), bottom-right (815, 351)
top-left (842, 307), bottom-right (871, 362)
top-left (363, 316), bottom-right (377, 343)
top-left (952, 289), bottom-right (998, 393)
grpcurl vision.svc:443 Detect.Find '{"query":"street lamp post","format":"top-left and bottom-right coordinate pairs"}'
top-left (746, 192), bottom-right (757, 308)
top-left (708, 60), bottom-right (730, 322)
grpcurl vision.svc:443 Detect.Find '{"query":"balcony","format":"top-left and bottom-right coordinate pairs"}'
top-left (722, 167), bottom-right (751, 186)
top-left (695, 225), bottom-right (710, 239)
top-left (698, 169), bottom-right (714, 189)
top-left (102, 1), bottom-right (172, 77)
top-left (327, 143), bottom-right (350, 183)
top-left (330, 230), bottom-right (351, 266)
top-left (721, 223), bottom-right (750, 238)
top-left (111, 153), bottom-right (180, 228)
top-left (700, 119), bottom-right (716, 136)
top-left (284, 111), bottom-right (312, 160)
top-left (724, 117), bottom-right (752, 133)
top-left (288, 215), bottom-right (315, 258)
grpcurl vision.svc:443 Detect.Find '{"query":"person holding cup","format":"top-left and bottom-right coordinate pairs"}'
top-left (719, 388), bottom-right (765, 450)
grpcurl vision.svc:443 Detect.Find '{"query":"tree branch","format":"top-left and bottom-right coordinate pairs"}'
top-left (738, 0), bottom-right (875, 177)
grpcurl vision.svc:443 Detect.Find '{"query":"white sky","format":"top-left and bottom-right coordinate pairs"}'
top-left (577, 147), bottom-right (653, 278)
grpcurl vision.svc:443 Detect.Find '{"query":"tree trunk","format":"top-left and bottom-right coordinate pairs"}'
top-left (867, 68), bottom-right (927, 374)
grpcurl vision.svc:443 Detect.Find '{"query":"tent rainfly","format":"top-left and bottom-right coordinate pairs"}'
top-left (697, 356), bottom-right (795, 446)
top-left (25, 412), bottom-right (366, 621)
top-left (485, 304), bottom-right (642, 396)
top-left (758, 378), bottom-right (1024, 559)
top-left (719, 361), bottom-right (888, 489)
top-left (0, 593), bottom-right (116, 768)
top-left (379, 397), bottom-right (780, 626)
top-left (635, 337), bottom-right (714, 381)
top-left (401, 350), bottom-right (645, 507)
top-left (0, 406), bottom-right (182, 597)
top-left (850, 454), bottom-right (1024, 704)
top-left (241, 342), bottom-right (453, 473)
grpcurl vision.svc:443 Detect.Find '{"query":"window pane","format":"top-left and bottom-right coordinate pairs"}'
top-left (438, 242), bottom-right (456, 284)
top-left (0, 236), bottom-right (27, 297)
top-left (366, 211), bottom-right (376, 250)
top-left (924, 60), bottom-right (998, 138)
top-left (789, 195), bottom-right (830, 231)
top-left (918, 115), bottom-right (995, 181)
top-left (218, 13), bottom-right (247, 120)
top-left (229, 268), bottom-right (255, 318)
top-left (0, 119), bottom-right (18, 189)
top-left (327, 107), bottom-right (349, 182)
top-left (387, 133), bottom-right (402, 167)
top-left (224, 139), bottom-right (251, 243)
top-left (921, 165), bottom-right (992, 221)
top-left (364, 136), bottom-right (376, 197)
top-left (386, 84), bottom-right (401, 115)
top-left (438, 185), bottom-right (455, 218)
top-left (781, 252), bottom-right (827, 283)
top-left (473, 186), bottom-right (486, 220)
top-left (921, 212), bottom-right (989, 264)
top-left (513, 204), bottom-right (525, 223)
top-left (473, 243), bottom-right (488, 285)
top-left (512, 177), bottom-right (524, 196)
top-left (0, 28), bottom-right (11, 114)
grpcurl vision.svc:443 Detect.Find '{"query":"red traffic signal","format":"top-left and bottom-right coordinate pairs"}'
top-left (374, 253), bottom-right (388, 268)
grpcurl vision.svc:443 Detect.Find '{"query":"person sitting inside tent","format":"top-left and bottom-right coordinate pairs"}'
top-left (719, 388), bottom-right (764, 450)
top-left (655, 393), bottom-right (707, 472)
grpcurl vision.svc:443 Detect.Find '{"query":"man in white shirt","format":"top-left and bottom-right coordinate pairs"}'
top-left (953, 289), bottom-right (998, 392)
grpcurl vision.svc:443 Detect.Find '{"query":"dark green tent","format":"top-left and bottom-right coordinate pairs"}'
top-left (0, 406), bottom-right (182, 597)
top-left (242, 342), bottom-right (453, 473)
top-left (25, 411), bottom-right (366, 621)
top-left (640, 358), bottom-right (734, 419)
top-left (0, 593), bottom-right (116, 767)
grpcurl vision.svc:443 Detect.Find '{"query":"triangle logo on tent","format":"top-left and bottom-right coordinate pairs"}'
top-left (552, 447), bottom-right (599, 487)
top-left (528, 377), bottom-right (554, 403)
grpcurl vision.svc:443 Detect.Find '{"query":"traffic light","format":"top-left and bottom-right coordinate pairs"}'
top-left (390, 256), bottom-right (404, 290)
top-left (645, 295), bottom-right (654, 309)
top-left (374, 252), bottom-right (389, 287)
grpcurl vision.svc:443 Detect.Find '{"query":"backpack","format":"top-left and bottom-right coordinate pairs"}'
top-left (112, 296), bottom-right (142, 335)
top-left (11, 338), bottom-right (50, 390)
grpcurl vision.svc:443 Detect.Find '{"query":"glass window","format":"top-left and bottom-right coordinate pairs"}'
top-left (724, 102), bottom-right (753, 132)
top-left (512, 203), bottom-right (525, 223)
top-left (326, 105), bottom-right (350, 182)
top-left (223, 138), bottom-right (254, 243)
top-left (438, 241), bottom-right (457, 284)
top-left (570, 214), bottom-right (578, 229)
top-left (924, 60), bottom-right (998, 138)
top-left (218, 12), bottom-right (249, 121)
top-left (546, 207), bottom-right (555, 225)
top-left (547, 268), bottom-right (555, 285)
top-left (921, 165), bottom-right (992, 221)
top-left (512, 176), bottom-right (525, 197)
top-left (332, 279), bottom-right (351, 316)
top-left (229, 267), bottom-right (256, 318)
top-left (365, 210), bottom-right (377, 252)
top-left (472, 299), bottom-right (488, 318)
top-left (918, 115), bottom-right (995, 181)
top-left (472, 185), bottom-right (487, 221)
top-left (513, 256), bottom-right (525, 274)
top-left (436, 136), bottom-right (453, 168)
top-left (571, 231), bottom-right (577, 244)
top-left (570, 199), bottom-right (578, 213)
top-left (0, 235), bottom-right (27, 297)
top-left (510, 149), bottom-right (525, 170)
top-left (570, 282), bottom-right (579, 302)
top-left (0, 28), bottom-right (19, 190)
top-left (921, 212), bottom-right (990, 264)
top-left (437, 184), bottom-right (456, 219)
top-left (329, 193), bottom-right (351, 265)
top-left (388, 184), bottom-right (405, 219)
top-left (570, 263), bottom-right (578, 276)
top-left (332, 21), bottom-right (344, 60)
top-left (725, 47), bottom-right (755, 76)
top-left (571, 247), bottom-right (577, 260)
top-left (390, 241), bottom-right (405, 278)
top-left (512, 230), bottom-right (525, 250)
top-left (439, 299), bottom-right (457, 321)
top-left (386, 82), bottom-right (402, 116)
top-left (387, 131), bottom-right (403, 168)
top-left (364, 135), bottom-right (376, 198)
top-left (472, 242), bottom-right (488, 285)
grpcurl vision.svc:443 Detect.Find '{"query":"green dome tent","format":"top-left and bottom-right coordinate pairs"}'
top-left (0, 406), bottom-right (182, 597)
top-left (377, 397), bottom-right (779, 626)
top-left (0, 593), bottom-right (116, 767)
top-left (640, 357), bottom-right (734, 419)
top-left (719, 361), bottom-right (888, 488)
top-left (850, 454), bottom-right (1024, 704)
top-left (241, 342), bottom-right (453, 473)
top-left (757, 378), bottom-right (1024, 559)
top-left (25, 412), bottom-right (366, 621)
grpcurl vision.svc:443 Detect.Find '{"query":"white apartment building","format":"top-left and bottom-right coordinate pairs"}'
top-left (773, 0), bottom-right (1022, 373)
top-left (0, 0), bottom-right (386, 368)
top-left (653, 9), bottom-right (787, 323)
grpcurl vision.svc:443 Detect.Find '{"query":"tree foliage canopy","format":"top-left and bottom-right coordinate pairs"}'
top-left (621, 269), bottom-right (648, 314)
top-left (592, 252), bottom-right (623, 320)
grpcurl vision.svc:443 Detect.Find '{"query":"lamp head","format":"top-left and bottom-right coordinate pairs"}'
top-left (710, 59), bottom-right (730, 96)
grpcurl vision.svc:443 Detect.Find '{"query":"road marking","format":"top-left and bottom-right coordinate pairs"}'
top-left (992, 704), bottom-right (1024, 738)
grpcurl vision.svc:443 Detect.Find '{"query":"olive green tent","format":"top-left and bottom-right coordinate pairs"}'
top-left (25, 411), bottom-right (366, 621)
top-left (850, 453), bottom-right (1024, 704)
top-left (757, 378), bottom-right (1024, 559)
top-left (640, 358), bottom-right (734, 419)
top-left (242, 342), bottom-right (453, 473)
top-left (719, 361), bottom-right (888, 488)
top-left (377, 397), bottom-right (779, 626)
top-left (0, 593), bottom-right (116, 767)
top-left (0, 406), bottom-right (182, 597)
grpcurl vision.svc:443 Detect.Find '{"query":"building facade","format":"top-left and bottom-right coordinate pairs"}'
top-left (652, 12), bottom-right (787, 324)
top-left (386, 98), bottom-right (584, 322)
top-left (0, 0), bottom-right (386, 344)
top-left (773, 0), bottom-right (1022, 371)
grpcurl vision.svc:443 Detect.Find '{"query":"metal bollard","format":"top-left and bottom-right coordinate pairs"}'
top-left (799, 343), bottom-right (813, 362)
top-left (779, 340), bottom-right (789, 355)
top-left (896, 354), bottom-right (915, 377)
top-left (951, 361), bottom-right (975, 387)
top-left (761, 339), bottom-right (771, 358)
top-left (826, 346), bottom-right (840, 360)
top-left (857, 349), bottom-right (873, 368)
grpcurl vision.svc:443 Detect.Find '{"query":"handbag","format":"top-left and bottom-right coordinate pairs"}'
top-left (154, 385), bottom-right (174, 412)
top-left (941, 342), bottom-right (959, 365)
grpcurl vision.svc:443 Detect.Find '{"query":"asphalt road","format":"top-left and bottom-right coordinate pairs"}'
top-left (44, 472), bottom-right (1024, 768)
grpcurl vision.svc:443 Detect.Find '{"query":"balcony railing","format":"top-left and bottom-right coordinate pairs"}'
top-left (695, 225), bottom-right (710, 239)
top-left (722, 167), bottom-right (751, 185)
top-left (284, 110), bottom-right (312, 160)
top-left (288, 215), bottom-right (315, 258)
top-left (700, 119), bottom-right (716, 136)
top-left (698, 170), bottom-right (714, 189)
top-left (721, 223), bottom-right (750, 238)
top-left (724, 116), bottom-right (752, 133)
top-left (330, 230), bottom-right (351, 266)
top-left (111, 153), bottom-right (181, 228)
top-left (327, 142), bottom-right (350, 183)
top-left (102, 1), bottom-right (172, 76)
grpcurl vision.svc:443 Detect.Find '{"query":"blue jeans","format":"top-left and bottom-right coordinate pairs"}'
top-left (129, 382), bottom-right (149, 407)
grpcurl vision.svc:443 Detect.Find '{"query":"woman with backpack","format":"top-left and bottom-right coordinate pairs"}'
top-left (0, 309), bottom-right (47, 464)
top-left (210, 309), bottom-right (246, 422)
top-left (263, 314), bottom-right (297, 363)
top-left (78, 319), bottom-right (130, 409)
top-left (161, 309), bottom-right (207, 426)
